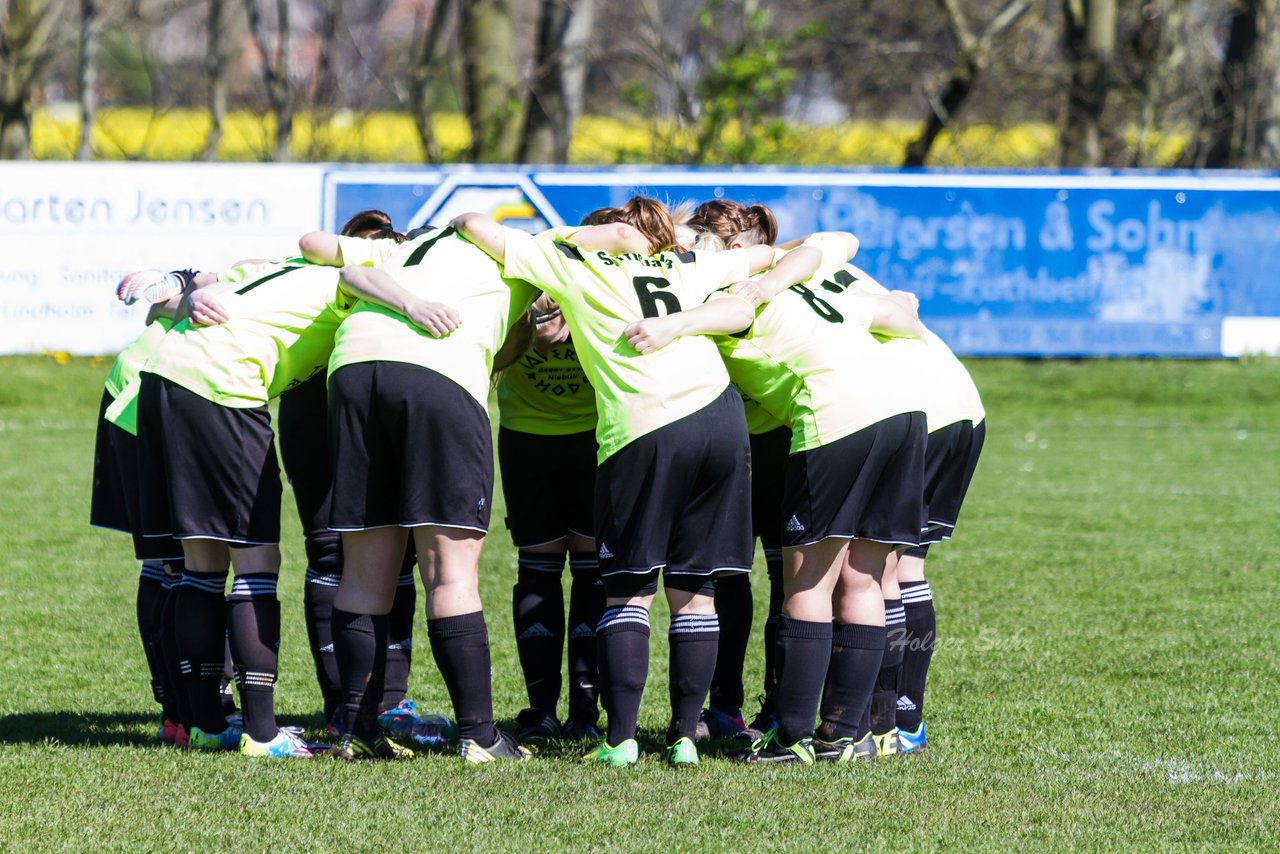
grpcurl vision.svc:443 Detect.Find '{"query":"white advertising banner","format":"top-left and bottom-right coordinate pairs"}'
top-left (0, 163), bottom-right (325, 354)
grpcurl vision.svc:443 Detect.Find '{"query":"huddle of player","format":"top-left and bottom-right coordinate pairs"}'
top-left (91, 192), bottom-right (982, 766)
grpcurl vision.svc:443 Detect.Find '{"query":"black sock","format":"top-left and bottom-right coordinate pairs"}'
top-left (897, 580), bottom-right (935, 732)
top-left (428, 611), bottom-right (497, 745)
top-left (383, 566), bottom-right (417, 711)
top-left (760, 549), bottom-right (784, 710)
top-left (871, 599), bottom-right (906, 734)
top-left (668, 613), bottom-right (720, 741)
top-left (512, 551), bottom-right (566, 714)
top-left (817, 623), bottom-right (885, 742)
top-left (597, 605), bottom-right (650, 745)
top-left (566, 552), bottom-right (604, 724)
top-left (136, 562), bottom-right (168, 715)
top-left (303, 565), bottom-right (343, 723)
top-left (220, 634), bottom-right (237, 718)
top-left (773, 616), bottom-right (833, 745)
top-left (175, 570), bottom-right (229, 734)
top-left (159, 564), bottom-right (192, 730)
top-left (226, 573), bottom-right (280, 742)
top-left (332, 607), bottom-right (388, 741)
top-left (709, 573), bottom-right (750, 714)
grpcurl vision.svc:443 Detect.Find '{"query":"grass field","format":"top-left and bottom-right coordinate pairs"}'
top-left (1, 355), bottom-right (1277, 850)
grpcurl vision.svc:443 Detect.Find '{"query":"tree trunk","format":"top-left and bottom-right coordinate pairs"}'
top-left (1060, 0), bottom-right (1116, 167)
top-left (407, 0), bottom-right (454, 163)
top-left (309, 0), bottom-right (342, 159)
top-left (76, 0), bottom-right (99, 160)
top-left (202, 0), bottom-right (229, 161)
top-left (0, 0), bottom-right (62, 160)
top-left (518, 0), bottom-right (595, 164)
top-left (1198, 0), bottom-right (1280, 168)
top-left (243, 0), bottom-right (293, 162)
top-left (460, 0), bottom-right (522, 162)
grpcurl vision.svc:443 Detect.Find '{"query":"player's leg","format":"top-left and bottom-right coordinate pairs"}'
top-left (665, 575), bottom-right (720, 764)
top-left (563, 431), bottom-right (604, 739)
top-left (379, 546), bottom-right (417, 714)
top-left (896, 545), bottom-right (933, 749)
top-left (587, 574), bottom-right (655, 766)
top-left (225, 543), bottom-right (293, 753)
top-left (176, 538), bottom-right (238, 749)
top-left (870, 548), bottom-right (907, 755)
top-left (704, 571), bottom-right (749, 738)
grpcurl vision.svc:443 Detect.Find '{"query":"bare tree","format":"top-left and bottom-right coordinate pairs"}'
top-left (517, 0), bottom-right (595, 164)
top-left (1060, 0), bottom-right (1116, 166)
top-left (0, 0), bottom-right (64, 159)
top-left (200, 0), bottom-right (232, 160)
top-left (460, 0), bottom-right (523, 162)
top-left (75, 0), bottom-right (100, 159)
top-left (903, 0), bottom-right (1034, 166)
top-left (243, 0), bottom-right (294, 161)
top-left (1194, 0), bottom-right (1280, 167)
top-left (406, 0), bottom-right (455, 163)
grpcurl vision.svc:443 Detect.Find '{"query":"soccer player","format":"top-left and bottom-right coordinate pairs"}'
top-left (92, 289), bottom-right (189, 744)
top-left (320, 223), bottom-right (539, 763)
top-left (494, 293), bottom-right (605, 743)
top-left (644, 206), bottom-right (927, 764)
top-left (115, 240), bottom-right (375, 759)
top-left (453, 198), bottom-right (825, 767)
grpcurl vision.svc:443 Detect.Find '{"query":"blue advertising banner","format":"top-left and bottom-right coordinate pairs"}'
top-left (322, 167), bottom-right (1280, 357)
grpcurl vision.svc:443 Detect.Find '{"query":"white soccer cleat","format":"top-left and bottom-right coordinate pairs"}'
top-left (116, 269), bottom-right (183, 305)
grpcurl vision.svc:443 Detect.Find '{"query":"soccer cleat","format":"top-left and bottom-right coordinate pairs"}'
top-left (159, 719), bottom-right (179, 744)
top-left (334, 732), bottom-right (415, 761)
top-left (813, 731), bottom-right (877, 763)
top-left (583, 738), bottom-right (640, 767)
top-left (189, 723), bottom-right (243, 752)
top-left (240, 726), bottom-right (317, 758)
top-left (872, 728), bottom-right (901, 758)
top-left (898, 722), bottom-right (927, 753)
top-left (515, 708), bottom-right (562, 743)
top-left (377, 699), bottom-right (456, 745)
top-left (732, 728), bottom-right (815, 765)
top-left (666, 736), bottom-right (699, 766)
top-left (174, 724), bottom-right (190, 749)
top-left (460, 729), bottom-right (532, 763)
top-left (327, 707), bottom-right (345, 738)
top-left (561, 718), bottom-right (602, 741)
top-left (693, 706), bottom-right (748, 741)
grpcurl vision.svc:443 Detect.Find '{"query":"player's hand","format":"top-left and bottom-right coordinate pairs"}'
top-left (727, 279), bottom-right (774, 307)
top-left (187, 289), bottom-right (230, 326)
top-left (624, 317), bottom-right (677, 355)
top-left (890, 289), bottom-right (920, 312)
top-left (406, 299), bottom-right (460, 337)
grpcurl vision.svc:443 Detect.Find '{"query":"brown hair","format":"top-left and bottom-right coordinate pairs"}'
top-left (688, 199), bottom-right (778, 247)
top-left (340, 209), bottom-right (407, 243)
top-left (578, 196), bottom-right (676, 254)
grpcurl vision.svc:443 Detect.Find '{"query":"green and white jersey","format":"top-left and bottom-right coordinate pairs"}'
top-left (739, 389), bottom-right (785, 435)
top-left (104, 317), bottom-right (172, 399)
top-left (337, 234), bottom-right (401, 268)
top-left (329, 226), bottom-right (539, 409)
top-left (144, 257), bottom-right (356, 408)
top-left (497, 340), bottom-right (597, 435)
top-left (834, 264), bottom-right (985, 428)
top-left (502, 226), bottom-right (751, 463)
top-left (717, 241), bottom-right (924, 455)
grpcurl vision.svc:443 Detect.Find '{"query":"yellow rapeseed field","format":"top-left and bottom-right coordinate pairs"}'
top-left (29, 107), bottom-right (1187, 167)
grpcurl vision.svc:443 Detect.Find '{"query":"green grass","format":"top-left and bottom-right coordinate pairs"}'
top-left (1, 355), bottom-right (1278, 850)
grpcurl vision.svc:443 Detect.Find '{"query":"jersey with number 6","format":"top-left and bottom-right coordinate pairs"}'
top-left (717, 243), bottom-right (924, 454)
top-left (328, 226), bottom-right (539, 410)
top-left (502, 226), bottom-right (751, 463)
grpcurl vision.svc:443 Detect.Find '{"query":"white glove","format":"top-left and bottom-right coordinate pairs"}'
top-left (116, 269), bottom-right (184, 305)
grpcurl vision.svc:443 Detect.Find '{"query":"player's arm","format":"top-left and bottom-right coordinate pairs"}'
top-left (777, 231), bottom-right (860, 257)
top-left (492, 307), bottom-right (535, 373)
top-left (566, 223), bottom-right (650, 255)
top-left (730, 246), bottom-right (824, 306)
top-left (451, 213), bottom-right (507, 263)
top-left (623, 292), bottom-right (754, 355)
top-left (338, 265), bottom-right (460, 338)
top-left (298, 231), bottom-right (344, 266)
top-left (869, 292), bottom-right (924, 339)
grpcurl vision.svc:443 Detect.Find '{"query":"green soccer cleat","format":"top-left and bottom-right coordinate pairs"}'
top-left (188, 723), bottom-right (242, 752)
top-left (460, 729), bottom-right (531, 764)
top-left (334, 732), bottom-right (416, 761)
top-left (666, 736), bottom-right (699, 767)
top-left (583, 738), bottom-right (640, 767)
top-left (813, 731), bottom-right (877, 763)
top-left (872, 728), bottom-right (901, 758)
top-left (732, 728), bottom-right (815, 765)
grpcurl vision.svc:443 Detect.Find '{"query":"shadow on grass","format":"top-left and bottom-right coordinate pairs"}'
top-left (0, 711), bottom-right (164, 747)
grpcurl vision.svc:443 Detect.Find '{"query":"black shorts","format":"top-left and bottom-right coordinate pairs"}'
top-left (136, 372), bottom-right (283, 545)
top-left (749, 426), bottom-right (791, 551)
top-left (328, 361), bottom-right (493, 533)
top-left (594, 386), bottom-right (752, 578)
top-left (91, 389), bottom-right (184, 561)
top-left (781, 412), bottom-right (927, 548)
top-left (498, 427), bottom-right (596, 547)
top-left (278, 372), bottom-right (333, 539)
top-left (920, 419), bottom-right (986, 544)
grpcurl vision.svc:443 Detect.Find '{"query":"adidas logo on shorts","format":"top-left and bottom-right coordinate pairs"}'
top-left (786, 515), bottom-right (805, 532)
top-left (598, 542), bottom-right (614, 559)
top-left (897, 695), bottom-right (918, 711)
